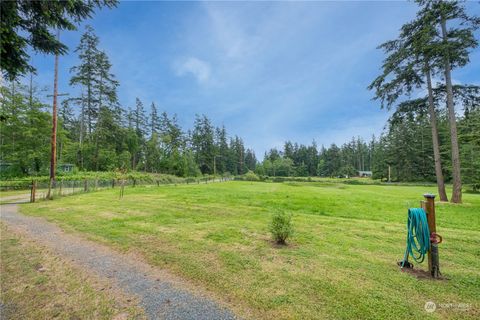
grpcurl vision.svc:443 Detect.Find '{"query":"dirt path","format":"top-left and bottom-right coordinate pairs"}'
top-left (0, 203), bottom-right (238, 320)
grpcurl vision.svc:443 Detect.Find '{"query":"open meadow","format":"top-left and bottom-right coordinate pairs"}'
top-left (19, 181), bottom-right (480, 319)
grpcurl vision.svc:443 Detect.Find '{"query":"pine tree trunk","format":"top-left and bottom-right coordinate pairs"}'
top-left (441, 16), bottom-right (462, 203)
top-left (95, 76), bottom-right (103, 172)
top-left (80, 91), bottom-right (85, 170)
top-left (87, 61), bottom-right (92, 135)
top-left (425, 65), bottom-right (448, 202)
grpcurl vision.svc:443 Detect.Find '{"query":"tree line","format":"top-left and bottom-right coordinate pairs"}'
top-left (1, 1), bottom-right (478, 201)
top-left (0, 82), bottom-right (255, 178)
top-left (257, 98), bottom-right (479, 190)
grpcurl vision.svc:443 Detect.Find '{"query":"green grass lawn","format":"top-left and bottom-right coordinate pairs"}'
top-left (20, 181), bottom-right (480, 319)
top-left (0, 189), bottom-right (30, 198)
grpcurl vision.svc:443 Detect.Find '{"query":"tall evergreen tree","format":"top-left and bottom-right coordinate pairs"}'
top-left (416, 0), bottom-right (479, 202)
top-left (245, 149), bottom-right (257, 172)
top-left (192, 115), bottom-right (215, 174)
top-left (69, 26), bottom-right (120, 171)
top-left (95, 50), bottom-right (119, 111)
top-left (133, 97), bottom-right (147, 138)
top-left (70, 25), bottom-right (100, 135)
top-left (368, 8), bottom-right (450, 201)
top-left (150, 102), bottom-right (160, 137)
top-left (215, 126), bottom-right (229, 174)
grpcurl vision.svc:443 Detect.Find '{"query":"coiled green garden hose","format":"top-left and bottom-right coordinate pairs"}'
top-left (400, 208), bottom-right (431, 268)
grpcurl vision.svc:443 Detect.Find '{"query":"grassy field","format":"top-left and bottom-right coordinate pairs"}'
top-left (0, 224), bottom-right (144, 319)
top-left (0, 189), bottom-right (31, 198)
top-left (20, 181), bottom-right (480, 319)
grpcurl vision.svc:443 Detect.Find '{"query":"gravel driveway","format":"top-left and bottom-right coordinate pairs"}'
top-left (0, 202), bottom-right (238, 320)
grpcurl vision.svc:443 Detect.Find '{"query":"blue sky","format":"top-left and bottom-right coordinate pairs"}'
top-left (29, 1), bottom-right (479, 157)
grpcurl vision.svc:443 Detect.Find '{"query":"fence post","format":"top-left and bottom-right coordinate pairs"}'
top-left (84, 179), bottom-right (88, 192)
top-left (422, 194), bottom-right (440, 278)
top-left (59, 179), bottom-right (63, 196)
top-left (112, 179), bottom-right (115, 188)
top-left (30, 180), bottom-right (36, 203)
top-left (119, 179), bottom-right (125, 199)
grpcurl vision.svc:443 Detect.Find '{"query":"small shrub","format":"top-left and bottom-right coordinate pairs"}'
top-left (269, 211), bottom-right (293, 245)
top-left (244, 170), bottom-right (260, 181)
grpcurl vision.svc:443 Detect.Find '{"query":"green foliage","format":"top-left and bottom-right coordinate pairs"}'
top-left (459, 106), bottom-right (480, 188)
top-left (244, 170), bottom-right (260, 181)
top-left (269, 211), bottom-right (293, 245)
top-left (192, 115), bottom-right (215, 174)
top-left (2, 1), bottom-right (478, 187)
top-left (0, 0), bottom-right (118, 80)
top-left (0, 81), bottom-right (54, 176)
top-left (238, 170), bottom-right (260, 181)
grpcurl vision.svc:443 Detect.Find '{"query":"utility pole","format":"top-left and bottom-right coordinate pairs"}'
top-left (46, 31), bottom-right (69, 199)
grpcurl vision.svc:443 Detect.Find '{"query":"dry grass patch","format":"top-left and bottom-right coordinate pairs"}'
top-left (0, 224), bottom-right (145, 320)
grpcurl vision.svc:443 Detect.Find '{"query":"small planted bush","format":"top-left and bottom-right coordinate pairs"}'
top-left (269, 211), bottom-right (293, 245)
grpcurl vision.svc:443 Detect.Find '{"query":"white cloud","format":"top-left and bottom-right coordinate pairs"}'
top-left (203, 3), bottom-right (259, 60)
top-left (173, 57), bottom-right (211, 84)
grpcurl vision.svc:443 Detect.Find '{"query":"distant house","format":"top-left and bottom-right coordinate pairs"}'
top-left (58, 163), bottom-right (74, 173)
top-left (358, 170), bottom-right (372, 177)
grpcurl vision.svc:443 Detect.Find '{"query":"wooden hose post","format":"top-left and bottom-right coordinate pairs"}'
top-left (422, 194), bottom-right (441, 278)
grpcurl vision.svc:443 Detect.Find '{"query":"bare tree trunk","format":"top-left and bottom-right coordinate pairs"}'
top-left (29, 72), bottom-right (33, 110)
top-left (95, 75), bottom-right (103, 172)
top-left (80, 89), bottom-right (85, 170)
top-left (425, 65), bottom-right (448, 202)
top-left (441, 16), bottom-right (462, 203)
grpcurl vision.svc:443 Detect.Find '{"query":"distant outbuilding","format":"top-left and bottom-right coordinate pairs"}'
top-left (358, 170), bottom-right (372, 177)
top-left (58, 163), bottom-right (74, 173)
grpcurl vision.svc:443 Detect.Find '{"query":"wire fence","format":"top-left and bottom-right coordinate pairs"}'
top-left (0, 176), bottom-right (233, 203)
